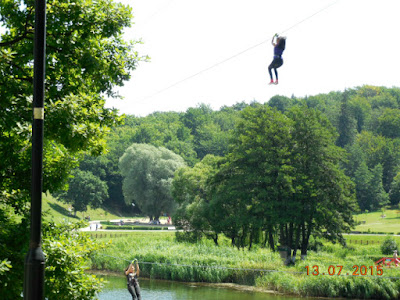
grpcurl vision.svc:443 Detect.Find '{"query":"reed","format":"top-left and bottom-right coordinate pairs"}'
top-left (90, 232), bottom-right (400, 299)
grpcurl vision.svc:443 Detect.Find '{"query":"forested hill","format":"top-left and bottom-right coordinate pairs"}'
top-left (78, 85), bottom-right (400, 213)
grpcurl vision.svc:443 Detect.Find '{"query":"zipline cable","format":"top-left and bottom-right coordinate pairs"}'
top-left (138, 0), bottom-right (340, 103)
top-left (95, 253), bottom-right (400, 279)
top-left (278, 0), bottom-right (339, 35)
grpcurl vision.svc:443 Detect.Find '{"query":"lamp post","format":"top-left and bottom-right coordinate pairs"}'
top-left (23, 0), bottom-right (46, 299)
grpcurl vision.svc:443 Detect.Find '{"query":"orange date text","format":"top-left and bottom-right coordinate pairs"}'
top-left (305, 265), bottom-right (383, 276)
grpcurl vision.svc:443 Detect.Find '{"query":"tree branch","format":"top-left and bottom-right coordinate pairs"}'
top-left (0, 7), bottom-right (34, 47)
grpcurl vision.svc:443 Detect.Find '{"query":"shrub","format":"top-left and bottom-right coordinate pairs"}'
top-left (308, 236), bottom-right (324, 252)
top-left (104, 225), bottom-right (166, 230)
top-left (381, 236), bottom-right (398, 255)
top-left (175, 231), bottom-right (203, 243)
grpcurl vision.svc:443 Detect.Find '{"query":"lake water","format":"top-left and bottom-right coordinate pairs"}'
top-left (98, 275), bottom-right (302, 300)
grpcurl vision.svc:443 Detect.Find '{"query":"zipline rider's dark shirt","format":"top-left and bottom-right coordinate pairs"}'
top-left (126, 272), bottom-right (137, 286)
top-left (274, 45), bottom-right (284, 58)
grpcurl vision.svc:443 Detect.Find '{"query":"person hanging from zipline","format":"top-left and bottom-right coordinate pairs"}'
top-left (268, 34), bottom-right (286, 85)
top-left (125, 259), bottom-right (142, 300)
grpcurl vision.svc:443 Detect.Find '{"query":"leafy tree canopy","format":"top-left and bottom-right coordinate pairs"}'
top-left (119, 143), bottom-right (186, 220)
top-left (0, 0), bottom-right (143, 206)
top-left (58, 169), bottom-right (109, 213)
top-left (0, 0), bottom-right (142, 297)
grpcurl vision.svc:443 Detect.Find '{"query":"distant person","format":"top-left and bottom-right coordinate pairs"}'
top-left (125, 260), bottom-right (141, 300)
top-left (268, 34), bottom-right (286, 85)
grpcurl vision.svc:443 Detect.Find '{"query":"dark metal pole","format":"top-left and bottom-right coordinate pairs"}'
top-left (24, 0), bottom-right (46, 299)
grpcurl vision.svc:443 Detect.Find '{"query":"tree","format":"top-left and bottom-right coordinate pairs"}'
top-left (172, 155), bottom-right (222, 245)
top-left (389, 172), bottom-right (400, 205)
top-left (207, 105), bottom-right (357, 260)
top-left (336, 91), bottom-right (357, 148)
top-left (59, 169), bottom-right (108, 214)
top-left (368, 164), bottom-right (389, 210)
top-left (348, 95), bottom-right (372, 133)
top-left (0, 0), bottom-right (141, 297)
top-left (354, 161), bottom-right (373, 211)
top-left (376, 108), bottom-right (400, 139)
top-left (119, 144), bottom-right (185, 221)
top-left (267, 95), bottom-right (295, 112)
top-left (0, 0), bottom-right (140, 202)
top-left (285, 106), bottom-right (357, 260)
top-left (221, 105), bottom-right (294, 250)
top-left (180, 104), bottom-right (213, 159)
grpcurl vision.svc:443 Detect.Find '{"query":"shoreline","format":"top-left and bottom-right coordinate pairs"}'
top-left (89, 269), bottom-right (351, 300)
top-left (88, 269), bottom-right (281, 295)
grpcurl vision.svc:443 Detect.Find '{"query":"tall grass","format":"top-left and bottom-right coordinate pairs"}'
top-left (90, 232), bottom-right (400, 299)
top-left (90, 232), bottom-right (282, 285)
top-left (257, 272), bottom-right (400, 299)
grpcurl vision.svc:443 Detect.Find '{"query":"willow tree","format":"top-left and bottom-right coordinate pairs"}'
top-left (119, 144), bottom-right (185, 221)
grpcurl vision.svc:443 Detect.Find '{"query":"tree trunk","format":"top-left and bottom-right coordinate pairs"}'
top-left (292, 224), bottom-right (301, 263)
top-left (301, 221), bottom-right (313, 259)
top-left (213, 234), bottom-right (219, 246)
top-left (268, 229), bottom-right (275, 251)
top-left (263, 230), bottom-right (268, 248)
top-left (248, 228), bottom-right (254, 251)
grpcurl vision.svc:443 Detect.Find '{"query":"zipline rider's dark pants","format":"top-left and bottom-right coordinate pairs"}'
top-left (268, 56), bottom-right (283, 80)
top-left (127, 276), bottom-right (141, 300)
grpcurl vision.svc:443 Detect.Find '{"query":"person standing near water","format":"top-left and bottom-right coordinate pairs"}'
top-left (125, 259), bottom-right (141, 300)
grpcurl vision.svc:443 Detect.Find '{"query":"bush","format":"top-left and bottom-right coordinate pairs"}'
top-left (175, 231), bottom-right (203, 243)
top-left (43, 221), bottom-right (106, 300)
top-left (308, 236), bottom-right (324, 252)
top-left (0, 259), bottom-right (11, 288)
top-left (381, 236), bottom-right (398, 255)
top-left (104, 225), bottom-right (167, 230)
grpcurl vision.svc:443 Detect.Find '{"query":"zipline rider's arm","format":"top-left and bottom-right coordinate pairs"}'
top-left (135, 260), bottom-right (140, 277)
top-left (271, 33), bottom-right (279, 46)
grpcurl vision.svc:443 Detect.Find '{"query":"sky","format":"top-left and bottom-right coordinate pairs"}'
top-left (2, 1), bottom-right (400, 116)
top-left (105, 0), bottom-right (400, 116)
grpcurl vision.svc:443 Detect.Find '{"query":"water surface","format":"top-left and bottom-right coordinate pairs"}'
top-left (98, 275), bottom-right (302, 300)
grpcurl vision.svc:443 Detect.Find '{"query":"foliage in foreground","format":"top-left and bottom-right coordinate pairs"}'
top-left (0, 221), bottom-right (106, 299)
top-left (0, 0), bottom-right (141, 298)
top-left (0, 259), bottom-right (11, 289)
top-left (43, 221), bottom-right (106, 300)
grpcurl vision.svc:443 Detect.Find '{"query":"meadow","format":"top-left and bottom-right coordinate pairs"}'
top-left (89, 232), bottom-right (400, 299)
top-left (42, 193), bottom-right (169, 224)
top-left (354, 209), bottom-right (400, 234)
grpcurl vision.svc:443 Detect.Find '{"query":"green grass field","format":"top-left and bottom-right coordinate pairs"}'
top-left (43, 191), bottom-right (400, 234)
top-left (42, 192), bottom-right (131, 223)
top-left (353, 209), bottom-right (400, 234)
top-left (42, 193), bottom-right (169, 224)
